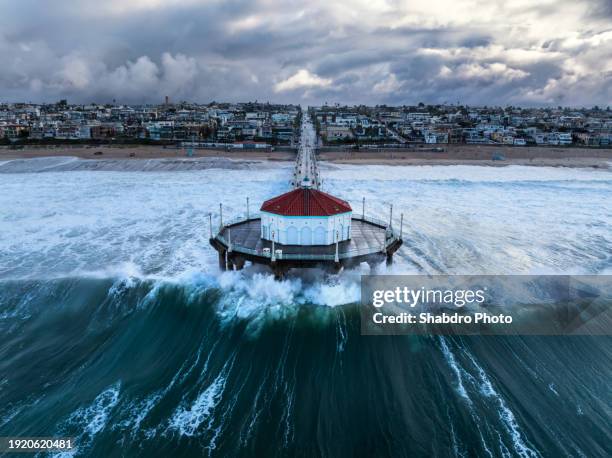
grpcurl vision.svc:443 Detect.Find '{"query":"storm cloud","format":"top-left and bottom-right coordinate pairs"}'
top-left (0, 0), bottom-right (610, 106)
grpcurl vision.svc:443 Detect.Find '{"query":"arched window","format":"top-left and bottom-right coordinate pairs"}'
top-left (287, 226), bottom-right (298, 244)
top-left (314, 226), bottom-right (326, 245)
top-left (300, 226), bottom-right (312, 245)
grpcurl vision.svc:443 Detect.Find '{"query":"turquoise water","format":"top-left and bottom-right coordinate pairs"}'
top-left (0, 162), bottom-right (611, 456)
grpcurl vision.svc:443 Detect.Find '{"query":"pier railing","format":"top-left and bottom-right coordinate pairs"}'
top-left (222, 213), bottom-right (262, 227)
top-left (213, 215), bottom-right (400, 261)
top-left (220, 213), bottom-right (389, 232)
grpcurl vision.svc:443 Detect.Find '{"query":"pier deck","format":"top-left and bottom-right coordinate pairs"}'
top-left (210, 215), bottom-right (402, 277)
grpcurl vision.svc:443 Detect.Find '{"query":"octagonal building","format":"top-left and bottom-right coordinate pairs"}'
top-left (260, 187), bottom-right (352, 245)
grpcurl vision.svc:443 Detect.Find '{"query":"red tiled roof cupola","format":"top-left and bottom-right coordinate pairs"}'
top-left (260, 188), bottom-right (352, 216)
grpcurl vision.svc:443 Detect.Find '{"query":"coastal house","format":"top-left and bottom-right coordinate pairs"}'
top-left (29, 126), bottom-right (44, 139)
top-left (574, 132), bottom-right (601, 146)
top-left (464, 129), bottom-right (487, 144)
top-left (424, 130), bottom-right (449, 144)
top-left (146, 121), bottom-right (174, 141)
top-left (257, 125), bottom-right (273, 139)
top-left (532, 132), bottom-right (548, 144)
top-left (232, 140), bottom-right (269, 149)
top-left (513, 138), bottom-right (527, 146)
top-left (272, 125), bottom-right (294, 141)
top-left (55, 124), bottom-right (81, 140)
top-left (322, 125), bottom-right (354, 140)
top-left (549, 132), bottom-right (573, 145)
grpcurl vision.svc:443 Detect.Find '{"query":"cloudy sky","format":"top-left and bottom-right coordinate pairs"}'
top-left (1, 0), bottom-right (611, 106)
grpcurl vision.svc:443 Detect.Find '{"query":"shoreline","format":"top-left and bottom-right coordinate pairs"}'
top-left (322, 157), bottom-right (610, 168)
top-left (1, 144), bottom-right (610, 169)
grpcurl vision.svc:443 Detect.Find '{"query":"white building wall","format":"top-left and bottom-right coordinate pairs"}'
top-left (261, 212), bottom-right (352, 246)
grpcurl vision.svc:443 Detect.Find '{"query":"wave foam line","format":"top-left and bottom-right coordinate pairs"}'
top-left (240, 368), bottom-right (271, 447)
top-left (168, 375), bottom-right (225, 437)
top-left (123, 336), bottom-right (222, 439)
top-left (53, 381), bottom-right (122, 457)
top-left (167, 354), bottom-right (236, 438)
top-left (281, 380), bottom-right (296, 448)
top-left (438, 337), bottom-right (472, 405)
top-left (208, 365), bottom-right (252, 454)
top-left (463, 351), bottom-right (540, 458)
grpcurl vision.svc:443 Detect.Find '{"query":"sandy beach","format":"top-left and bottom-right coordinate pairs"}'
top-left (1, 143), bottom-right (611, 169)
top-left (319, 144), bottom-right (612, 168)
top-left (0, 145), bottom-right (295, 161)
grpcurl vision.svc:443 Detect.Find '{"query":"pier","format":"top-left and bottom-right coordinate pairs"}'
top-left (291, 117), bottom-right (321, 189)
top-left (210, 110), bottom-right (403, 279)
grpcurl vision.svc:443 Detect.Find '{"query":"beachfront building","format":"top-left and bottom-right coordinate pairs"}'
top-left (260, 187), bottom-right (352, 246)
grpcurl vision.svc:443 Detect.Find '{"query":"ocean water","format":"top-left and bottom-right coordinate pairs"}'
top-left (0, 160), bottom-right (611, 457)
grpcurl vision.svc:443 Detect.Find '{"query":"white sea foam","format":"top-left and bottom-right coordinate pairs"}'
top-left (0, 164), bottom-right (609, 286)
top-left (71, 383), bottom-right (121, 437)
top-left (281, 380), bottom-right (295, 447)
top-left (324, 163), bottom-right (612, 183)
top-left (168, 374), bottom-right (225, 437)
top-left (335, 308), bottom-right (348, 353)
top-left (0, 156), bottom-right (276, 173)
top-left (207, 366), bottom-right (251, 452)
top-left (240, 371), bottom-right (270, 446)
top-left (116, 341), bottom-right (217, 439)
top-left (464, 351), bottom-right (540, 458)
top-left (438, 337), bottom-right (472, 404)
top-left (212, 267), bottom-right (364, 319)
top-left (167, 356), bottom-right (235, 438)
top-left (53, 382), bottom-right (122, 457)
top-left (0, 156), bottom-right (79, 173)
top-left (115, 392), bottom-right (162, 436)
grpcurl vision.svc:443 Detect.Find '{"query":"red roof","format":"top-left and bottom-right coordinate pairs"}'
top-left (261, 188), bottom-right (352, 216)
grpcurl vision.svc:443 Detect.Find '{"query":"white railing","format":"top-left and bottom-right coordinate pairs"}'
top-left (221, 213), bottom-right (262, 228)
top-left (213, 215), bottom-right (400, 261)
top-left (218, 214), bottom-right (389, 232)
top-left (215, 233), bottom-right (398, 261)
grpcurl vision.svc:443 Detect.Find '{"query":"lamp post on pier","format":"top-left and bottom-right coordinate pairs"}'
top-left (335, 230), bottom-right (339, 263)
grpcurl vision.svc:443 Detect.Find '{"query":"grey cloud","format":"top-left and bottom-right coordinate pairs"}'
top-left (314, 51), bottom-right (390, 77)
top-left (0, 0), bottom-right (610, 106)
top-left (584, 0), bottom-right (612, 18)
